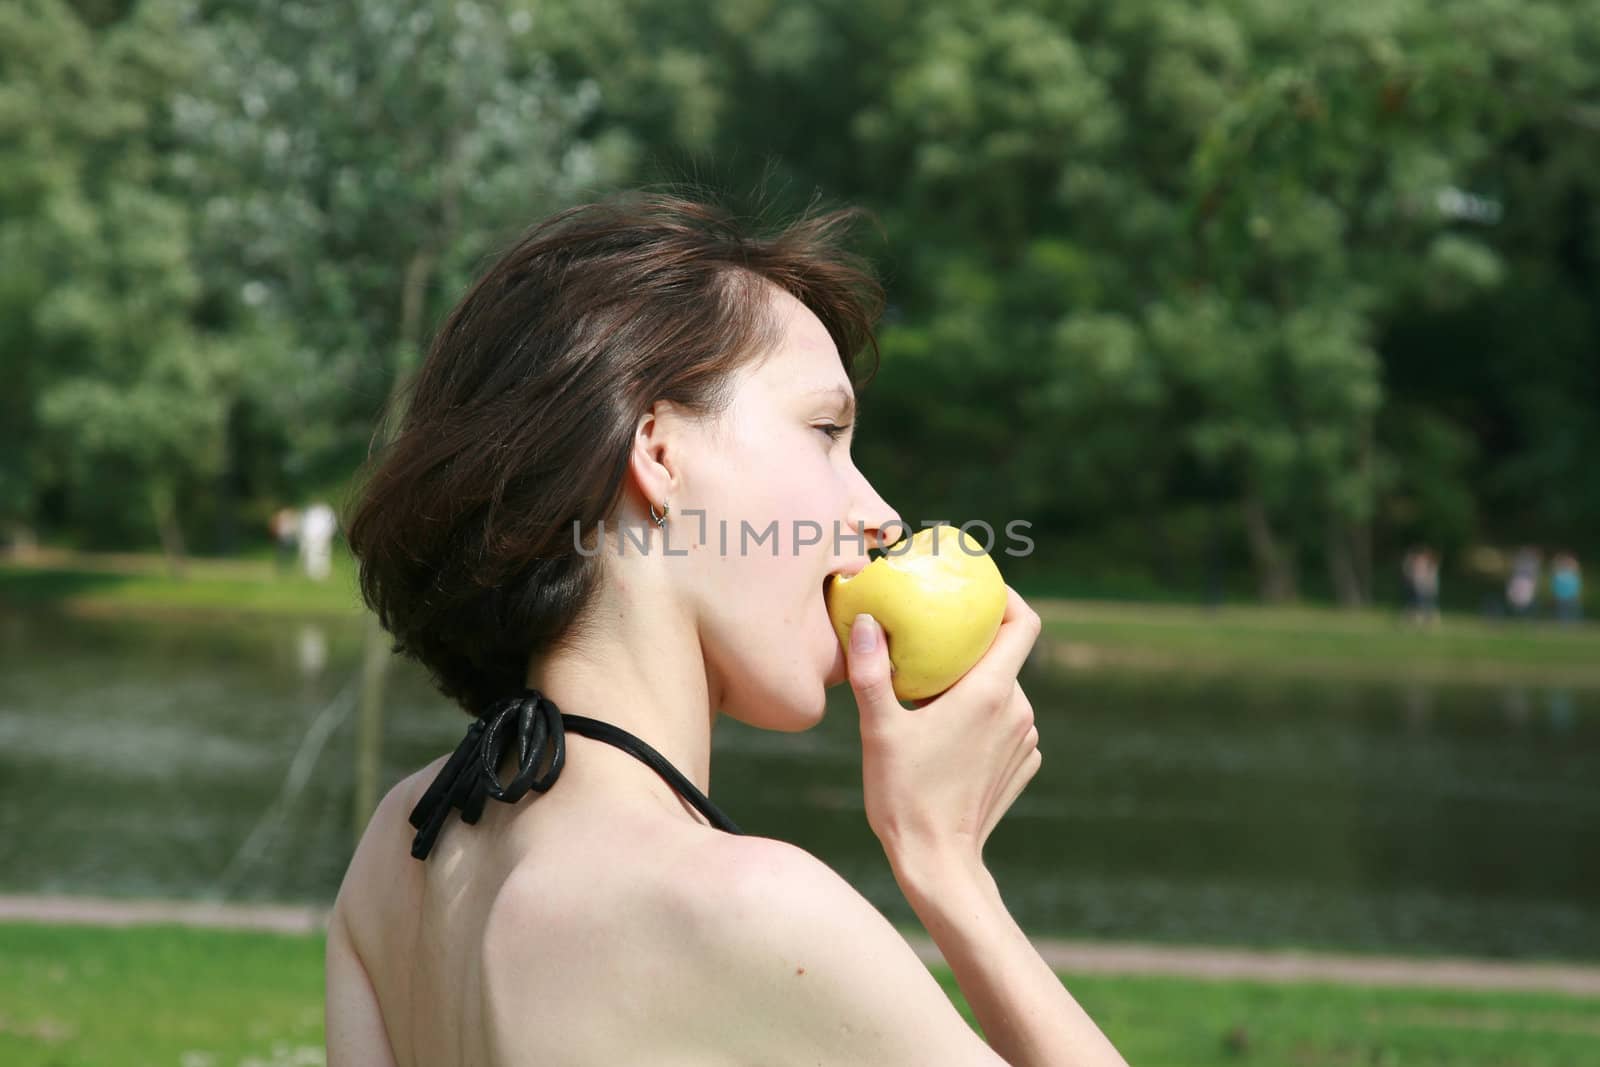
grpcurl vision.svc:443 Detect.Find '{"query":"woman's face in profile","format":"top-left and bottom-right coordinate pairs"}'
top-left (667, 286), bottom-right (900, 732)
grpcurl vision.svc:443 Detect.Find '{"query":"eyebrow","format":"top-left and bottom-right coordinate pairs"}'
top-left (807, 385), bottom-right (857, 422)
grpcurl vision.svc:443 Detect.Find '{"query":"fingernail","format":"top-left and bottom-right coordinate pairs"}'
top-left (851, 614), bottom-right (878, 653)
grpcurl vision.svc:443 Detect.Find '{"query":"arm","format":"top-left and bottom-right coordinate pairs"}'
top-left (325, 776), bottom-right (421, 1067)
top-left (844, 588), bottom-right (1129, 1066)
top-left (892, 850), bottom-right (1127, 1067)
top-left (325, 905), bottom-right (399, 1067)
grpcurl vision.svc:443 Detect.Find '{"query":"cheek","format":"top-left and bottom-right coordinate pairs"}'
top-left (696, 558), bottom-right (825, 729)
top-left (700, 433), bottom-right (841, 560)
top-left (684, 438), bottom-right (842, 720)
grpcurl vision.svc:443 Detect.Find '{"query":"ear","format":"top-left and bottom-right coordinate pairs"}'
top-left (627, 400), bottom-right (687, 516)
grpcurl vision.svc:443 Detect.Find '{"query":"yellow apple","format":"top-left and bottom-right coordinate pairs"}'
top-left (825, 525), bottom-right (1007, 701)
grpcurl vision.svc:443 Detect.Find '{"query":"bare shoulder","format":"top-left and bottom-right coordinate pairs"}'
top-left (331, 760), bottom-right (438, 929)
top-left (490, 832), bottom-right (1002, 1065)
top-left (669, 833), bottom-right (953, 992)
top-left (679, 835), bottom-right (1002, 1063)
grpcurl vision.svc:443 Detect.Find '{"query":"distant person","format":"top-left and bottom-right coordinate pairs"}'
top-left (1551, 552), bottom-right (1583, 623)
top-left (1403, 547), bottom-right (1441, 627)
top-left (1506, 546), bottom-right (1541, 619)
top-left (1418, 548), bottom-right (1441, 625)
top-left (269, 506), bottom-right (301, 575)
top-left (299, 501), bottom-right (338, 581)
top-left (1401, 546), bottom-right (1423, 619)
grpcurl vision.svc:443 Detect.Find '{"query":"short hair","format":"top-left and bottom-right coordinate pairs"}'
top-left (344, 190), bottom-right (886, 715)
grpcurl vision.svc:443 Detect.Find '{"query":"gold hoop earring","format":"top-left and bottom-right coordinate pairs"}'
top-left (649, 499), bottom-right (670, 529)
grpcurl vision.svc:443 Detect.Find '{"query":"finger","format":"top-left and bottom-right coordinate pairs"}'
top-left (1003, 747), bottom-right (1044, 813)
top-left (977, 686), bottom-right (1038, 840)
top-left (992, 685), bottom-right (1039, 795)
top-left (982, 747), bottom-right (1043, 847)
top-left (846, 613), bottom-right (903, 726)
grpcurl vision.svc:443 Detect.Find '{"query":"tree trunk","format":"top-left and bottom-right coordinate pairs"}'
top-left (353, 245), bottom-right (439, 840)
top-left (353, 610), bottom-right (391, 845)
top-left (1353, 424), bottom-right (1376, 603)
top-left (1241, 487), bottom-right (1297, 602)
top-left (352, 113), bottom-right (466, 837)
top-left (150, 482), bottom-right (188, 580)
top-left (1202, 507), bottom-right (1226, 608)
top-left (215, 401), bottom-right (241, 556)
top-left (1145, 501), bottom-right (1179, 592)
top-left (1325, 516), bottom-right (1366, 607)
top-left (1352, 514), bottom-right (1374, 606)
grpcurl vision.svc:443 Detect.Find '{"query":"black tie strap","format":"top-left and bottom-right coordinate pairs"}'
top-left (561, 714), bottom-right (742, 836)
top-left (406, 689), bottom-right (566, 859)
top-left (407, 687), bottom-right (741, 860)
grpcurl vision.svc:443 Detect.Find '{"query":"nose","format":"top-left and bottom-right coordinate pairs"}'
top-left (839, 475), bottom-right (902, 571)
top-left (856, 512), bottom-right (904, 554)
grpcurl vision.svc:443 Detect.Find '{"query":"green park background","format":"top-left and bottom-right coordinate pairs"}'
top-left (6, 0), bottom-right (1597, 607)
top-left (3, 1), bottom-right (1598, 1064)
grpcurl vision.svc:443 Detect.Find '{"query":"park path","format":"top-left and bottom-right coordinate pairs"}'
top-left (5, 893), bottom-right (1598, 998)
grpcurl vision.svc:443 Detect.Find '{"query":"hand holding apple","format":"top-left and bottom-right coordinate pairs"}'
top-left (843, 584), bottom-right (1044, 873)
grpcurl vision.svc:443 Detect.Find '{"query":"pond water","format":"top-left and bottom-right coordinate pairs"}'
top-left (2, 607), bottom-right (1596, 961)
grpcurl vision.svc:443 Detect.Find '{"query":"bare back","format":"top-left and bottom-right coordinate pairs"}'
top-left (329, 747), bottom-right (752, 1066)
top-left (327, 733), bottom-right (1012, 1067)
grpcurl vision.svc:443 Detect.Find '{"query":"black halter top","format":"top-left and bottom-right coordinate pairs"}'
top-left (407, 687), bottom-right (743, 860)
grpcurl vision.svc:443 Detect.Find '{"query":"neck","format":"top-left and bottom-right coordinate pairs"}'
top-left (524, 568), bottom-right (722, 815)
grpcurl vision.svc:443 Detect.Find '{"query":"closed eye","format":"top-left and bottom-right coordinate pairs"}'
top-left (817, 423), bottom-right (852, 443)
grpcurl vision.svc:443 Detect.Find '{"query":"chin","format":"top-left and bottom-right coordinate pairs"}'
top-left (725, 707), bottom-right (825, 734)
top-left (769, 689), bottom-right (830, 732)
top-left (724, 674), bottom-right (829, 733)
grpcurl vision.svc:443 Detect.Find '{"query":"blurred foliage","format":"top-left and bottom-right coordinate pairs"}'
top-left (2, 0), bottom-right (1597, 603)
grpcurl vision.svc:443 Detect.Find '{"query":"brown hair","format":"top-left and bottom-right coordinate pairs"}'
top-left (344, 190), bottom-right (886, 715)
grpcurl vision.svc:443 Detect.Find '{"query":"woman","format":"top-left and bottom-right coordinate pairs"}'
top-left (327, 190), bottom-right (1127, 1066)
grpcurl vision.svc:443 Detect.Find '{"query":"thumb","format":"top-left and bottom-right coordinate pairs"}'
top-left (846, 614), bottom-right (899, 717)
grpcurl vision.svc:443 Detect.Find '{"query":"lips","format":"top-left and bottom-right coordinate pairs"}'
top-left (819, 573), bottom-right (848, 685)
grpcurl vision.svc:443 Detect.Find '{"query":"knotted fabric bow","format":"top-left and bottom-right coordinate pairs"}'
top-left (407, 687), bottom-right (565, 860)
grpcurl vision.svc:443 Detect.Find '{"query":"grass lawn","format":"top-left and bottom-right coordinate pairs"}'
top-left (2, 923), bottom-right (1597, 1066)
top-left (1035, 599), bottom-right (1600, 687)
top-left (0, 551), bottom-right (365, 619)
top-left (0, 923), bottom-right (323, 1067)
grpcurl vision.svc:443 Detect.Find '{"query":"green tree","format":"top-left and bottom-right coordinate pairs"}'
top-left (172, 0), bottom-right (626, 496)
top-left (170, 0), bottom-right (628, 827)
top-left (0, 0), bottom-right (226, 564)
